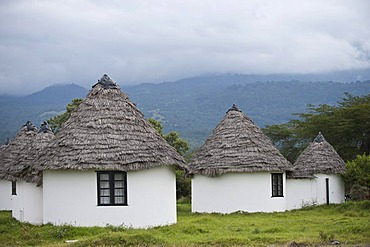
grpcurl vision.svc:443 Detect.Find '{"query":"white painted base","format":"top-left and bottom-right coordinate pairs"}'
top-left (11, 181), bottom-right (43, 224)
top-left (0, 180), bottom-right (12, 210)
top-left (286, 174), bottom-right (345, 210)
top-left (192, 172), bottom-right (286, 213)
top-left (43, 166), bottom-right (177, 228)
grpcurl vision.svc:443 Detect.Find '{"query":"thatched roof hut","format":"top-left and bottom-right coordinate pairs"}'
top-left (188, 104), bottom-right (291, 177)
top-left (18, 122), bottom-right (55, 183)
top-left (32, 74), bottom-right (186, 182)
top-left (289, 132), bottom-right (345, 179)
top-left (0, 121), bottom-right (38, 181)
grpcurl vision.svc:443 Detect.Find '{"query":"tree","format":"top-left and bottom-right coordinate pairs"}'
top-left (148, 118), bottom-right (191, 199)
top-left (148, 118), bottom-right (190, 156)
top-left (342, 154), bottom-right (370, 200)
top-left (48, 98), bottom-right (83, 133)
top-left (263, 93), bottom-right (370, 162)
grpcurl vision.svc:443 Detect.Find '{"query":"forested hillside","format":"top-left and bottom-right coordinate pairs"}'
top-left (1, 74), bottom-right (370, 148)
top-left (126, 79), bottom-right (370, 147)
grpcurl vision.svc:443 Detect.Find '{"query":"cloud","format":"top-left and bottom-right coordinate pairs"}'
top-left (0, 0), bottom-right (370, 95)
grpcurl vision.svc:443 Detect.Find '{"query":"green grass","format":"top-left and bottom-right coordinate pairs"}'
top-left (1, 201), bottom-right (369, 246)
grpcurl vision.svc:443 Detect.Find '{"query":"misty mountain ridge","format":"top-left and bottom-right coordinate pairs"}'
top-left (1, 72), bottom-right (370, 147)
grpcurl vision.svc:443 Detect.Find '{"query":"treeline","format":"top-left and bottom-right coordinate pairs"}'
top-left (263, 93), bottom-right (370, 199)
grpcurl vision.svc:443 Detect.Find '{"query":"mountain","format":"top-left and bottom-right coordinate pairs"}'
top-left (0, 84), bottom-right (88, 144)
top-left (123, 77), bottom-right (370, 147)
top-left (1, 73), bottom-right (370, 148)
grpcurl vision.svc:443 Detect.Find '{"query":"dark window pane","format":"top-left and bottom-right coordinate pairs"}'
top-left (115, 189), bottom-right (124, 196)
top-left (114, 173), bottom-right (124, 180)
top-left (100, 189), bottom-right (110, 196)
top-left (100, 174), bottom-right (109, 180)
top-left (115, 181), bottom-right (124, 188)
top-left (100, 197), bottom-right (110, 204)
top-left (115, 197), bottom-right (124, 204)
top-left (100, 181), bottom-right (110, 188)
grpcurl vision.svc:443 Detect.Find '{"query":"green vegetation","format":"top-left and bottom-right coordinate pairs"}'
top-left (343, 154), bottom-right (370, 200)
top-left (264, 93), bottom-right (370, 199)
top-left (48, 98), bottom-right (83, 133)
top-left (148, 118), bottom-right (191, 199)
top-left (0, 201), bottom-right (369, 246)
top-left (264, 93), bottom-right (370, 163)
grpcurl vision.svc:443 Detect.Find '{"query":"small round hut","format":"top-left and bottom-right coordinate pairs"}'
top-left (286, 132), bottom-right (345, 209)
top-left (12, 122), bottom-right (54, 224)
top-left (33, 74), bottom-right (186, 228)
top-left (0, 121), bottom-right (39, 216)
top-left (188, 104), bottom-right (291, 213)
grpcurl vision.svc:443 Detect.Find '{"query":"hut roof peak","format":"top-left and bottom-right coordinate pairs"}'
top-left (93, 74), bottom-right (119, 89)
top-left (314, 132), bottom-right (325, 143)
top-left (189, 105), bottom-right (291, 177)
top-left (22, 121), bottom-right (37, 132)
top-left (38, 121), bottom-right (53, 134)
top-left (226, 104), bottom-right (242, 113)
top-left (289, 133), bottom-right (345, 178)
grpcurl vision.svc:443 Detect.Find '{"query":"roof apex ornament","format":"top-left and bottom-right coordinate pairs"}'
top-left (226, 104), bottom-right (242, 113)
top-left (314, 132), bottom-right (325, 143)
top-left (22, 121), bottom-right (37, 132)
top-left (38, 121), bottom-right (53, 134)
top-left (93, 74), bottom-right (119, 89)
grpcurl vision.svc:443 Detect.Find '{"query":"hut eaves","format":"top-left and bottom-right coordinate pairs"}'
top-left (188, 104), bottom-right (292, 177)
top-left (0, 121), bottom-right (38, 181)
top-left (288, 132), bottom-right (345, 179)
top-left (32, 75), bottom-right (186, 180)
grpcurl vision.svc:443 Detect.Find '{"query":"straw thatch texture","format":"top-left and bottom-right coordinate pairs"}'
top-left (289, 132), bottom-right (345, 179)
top-left (0, 121), bottom-right (38, 181)
top-left (17, 122), bottom-right (55, 183)
top-left (188, 105), bottom-right (291, 177)
top-left (33, 75), bottom-right (186, 179)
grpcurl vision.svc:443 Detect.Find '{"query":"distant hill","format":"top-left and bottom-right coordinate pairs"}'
top-left (1, 73), bottom-right (370, 148)
top-left (0, 84), bottom-right (88, 144)
top-left (123, 77), bottom-right (370, 147)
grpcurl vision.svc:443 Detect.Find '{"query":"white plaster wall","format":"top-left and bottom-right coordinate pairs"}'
top-left (0, 180), bottom-right (12, 210)
top-left (43, 166), bottom-right (177, 228)
top-left (286, 179), bottom-right (317, 210)
top-left (192, 172), bottom-right (286, 213)
top-left (315, 174), bottom-right (345, 205)
top-left (286, 174), bottom-right (345, 210)
top-left (11, 181), bottom-right (43, 224)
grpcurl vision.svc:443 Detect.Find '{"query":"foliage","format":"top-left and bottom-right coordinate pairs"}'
top-left (342, 154), bottom-right (370, 199)
top-left (148, 118), bottom-right (190, 156)
top-left (263, 93), bottom-right (370, 163)
top-left (47, 98), bottom-right (83, 133)
top-left (1, 201), bottom-right (370, 246)
top-left (148, 118), bottom-right (191, 199)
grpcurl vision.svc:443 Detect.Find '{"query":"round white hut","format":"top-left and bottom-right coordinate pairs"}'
top-left (286, 132), bottom-right (346, 209)
top-left (188, 104), bottom-right (292, 213)
top-left (33, 74), bottom-right (186, 228)
top-left (0, 121), bottom-right (53, 224)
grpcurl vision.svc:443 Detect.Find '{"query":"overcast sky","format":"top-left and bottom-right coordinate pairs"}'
top-left (1, 0), bottom-right (370, 95)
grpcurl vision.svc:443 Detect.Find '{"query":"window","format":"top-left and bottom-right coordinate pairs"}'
top-left (271, 173), bottom-right (283, 197)
top-left (11, 181), bottom-right (16, 195)
top-left (97, 171), bottom-right (127, 206)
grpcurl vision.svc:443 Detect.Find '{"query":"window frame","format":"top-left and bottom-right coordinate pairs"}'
top-left (271, 173), bottom-right (284, 197)
top-left (97, 171), bottom-right (128, 206)
top-left (11, 181), bottom-right (17, 195)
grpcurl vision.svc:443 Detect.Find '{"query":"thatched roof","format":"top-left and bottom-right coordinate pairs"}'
top-left (32, 74), bottom-right (186, 179)
top-left (188, 104), bottom-right (292, 177)
top-left (0, 121), bottom-right (38, 181)
top-left (288, 132), bottom-right (345, 179)
top-left (17, 122), bottom-right (55, 183)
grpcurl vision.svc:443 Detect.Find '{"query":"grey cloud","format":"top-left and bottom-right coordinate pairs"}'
top-left (0, 0), bottom-right (370, 95)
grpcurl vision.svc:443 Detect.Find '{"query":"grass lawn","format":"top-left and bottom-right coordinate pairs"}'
top-left (0, 201), bottom-right (369, 246)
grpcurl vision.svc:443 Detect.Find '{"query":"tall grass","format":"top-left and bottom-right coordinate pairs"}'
top-left (0, 201), bottom-right (369, 246)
